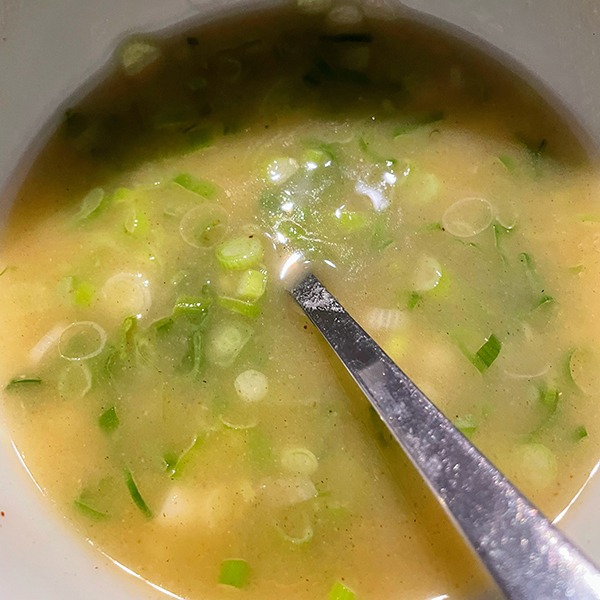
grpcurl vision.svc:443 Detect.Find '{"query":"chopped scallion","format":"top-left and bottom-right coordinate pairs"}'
top-left (407, 292), bottom-right (422, 310)
top-left (164, 435), bottom-right (204, 479)
top-left (536, 295), bottom-right (554, 308)
top-left (98, 406), bottom-right (119, 433)
top-left (179, 329), bottom-right (203, 377)
top-left (574, 425), bottom-right (589, 441)
top-left (371, 215), bottom-right (393, 250)
top-left (173, 173), bottom-right (217, 199)
top-left (5, 376), bottom-right (42, 390)
top-left (218, 558), bottom-right (251, 588)
top-left (74, 479), bottom-right (113, 521)
top-left (453, 414), bottom-right (478, 438)
top-left (247, 428), bottom-right (273, 468)
top-left (335, 209), bottom-right (367, 231)
top-left (121, 40), bottom-right (161, 76)
top-left (218, 296), bottom-right (261, 318)
top-left (492, 221), bottom-right (514, 260)
top-left (216, 236), bottom-right (264, 270)
top-left (302, 146), bottom-right (333, 170)
top-left (539, 387), bottom-right (560, 414)
top-left (179, 204), bottom-right (229, 248)
top-left (124, 207), bottom-right (150, 237)
top-left (173, 294), bottom-right (212, 323)
top-left (234, 369), bottom-right (269, 403)
top-left (578, 214), bottom-right (600, 223)
top-left (207, 322), bottom-right (253, 367)
top-left (329, 581), bottom-right (356, 600)
top-left (236, 269), bottom-right (267, 302)
top-left (124, 469), bottom-right (153, 518)
top-left (393, 111), bottom-right (443, 137)
top-left (74, 499), bottom-right (109, 521)
top-left (76, 187), bottom-right (105, 221)
top-left (471, 334), bottom-right (501, 372)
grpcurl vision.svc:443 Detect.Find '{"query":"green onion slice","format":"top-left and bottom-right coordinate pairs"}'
top-left (453, 414), bottom-right (478, 438)
top-left (218, 296), bottom-right (261, 318)
top-left (328, 581), bottom-right (356, 600)
top-left (98, 407), bottom-right (119, 433)
top-left (76, 187), bottom-right (105, 221)
top-left (218, 558), bottom-right (251, 588)
top-left (216, 236), bottom-right (264, 270)
top-left (173, 173), bottom-right (218, 199)
top-left (124, 469), bottom-right (153, 518)
top-left (164, 435), bottom-right (204, 479)
top-left (5, 376), bottom-right (42, 390)
top-left (471, 334), bottom-right (501, 372)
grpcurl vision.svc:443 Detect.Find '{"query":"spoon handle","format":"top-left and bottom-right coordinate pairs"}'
top-left (290, 272), bottom-right (600, 600)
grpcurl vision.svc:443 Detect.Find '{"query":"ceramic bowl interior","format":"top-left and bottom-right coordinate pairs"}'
top-left (1, 1), bottom-right (600, 598)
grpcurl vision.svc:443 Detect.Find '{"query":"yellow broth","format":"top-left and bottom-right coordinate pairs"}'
top-left (1, 7), bottom-right (600, 600)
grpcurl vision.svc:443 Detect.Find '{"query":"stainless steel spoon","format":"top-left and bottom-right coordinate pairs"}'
top-left (289, 270), bottom-right (600, 600)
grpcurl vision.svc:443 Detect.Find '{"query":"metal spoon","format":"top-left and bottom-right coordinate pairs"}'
top-left (289, 271), bottom-right (600, 600)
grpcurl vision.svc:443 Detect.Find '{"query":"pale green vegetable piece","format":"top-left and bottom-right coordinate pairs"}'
top-left (274, 506), bottom-right (314, 545)
top-left (516, 443), bottom-right (558, 490)
top-left (281, 446), bottom-right (319, 475)
top-left (179, 204), bottom-right (229, 248)
top-left (453, 414), bottom-right (477, 438)
top-left (58, 362), bottom-right (92, 399)
top-left (173, 173), bottom-right (218, 199)
top-left (265, 157), bottom-right (299, 183)
top-left (329, 581), bottom-right (356, 600)
top-left (234, 369), bottom-right (268, 402)
top-left (29, 323), bottom-right (67, 364)
top-left (216, 236), bottom-right (264, 270)
top-left (568, 348), bottom-right (600, 396)
top-left (218, 558), bottom-right (251, 588)
top-left (121, 40), bottom-right (161, 76)
top-left (236, 269), bottom-right (267, 301)
top-left (411, 255), bottom-right (443, 292)
top-left (302, 147), bottom-right (333, 171)
top-left (208, 322), bottom-right (253, 367)
top-left (442, 196), bottom-right (494, 238)
top-left (101, 273), bottom-right (151, 319)
top-left (123, 206), bottom-right (150, 237)
top-left (77, 187), bottom-right (105, 221)
top-left (219, 410), bottom-right (260, 431)
top-left (58, 321), bottom-right (107, 361)
top-left (414, 172), bottom-right (440, 203)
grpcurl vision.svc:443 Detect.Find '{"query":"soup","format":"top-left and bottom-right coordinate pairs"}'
top-left (1, 5), bottom-right (600, 599)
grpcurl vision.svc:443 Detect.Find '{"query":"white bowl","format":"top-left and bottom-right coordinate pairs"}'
top-left (1, 1), bottom-right (600, 598)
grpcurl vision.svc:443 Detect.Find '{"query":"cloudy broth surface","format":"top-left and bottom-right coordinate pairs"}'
top-left (2, 6), bottom-right (600, 600)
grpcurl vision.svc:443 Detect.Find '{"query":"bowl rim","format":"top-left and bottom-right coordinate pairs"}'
top-left (1, 1), bottom-right (600, 599)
